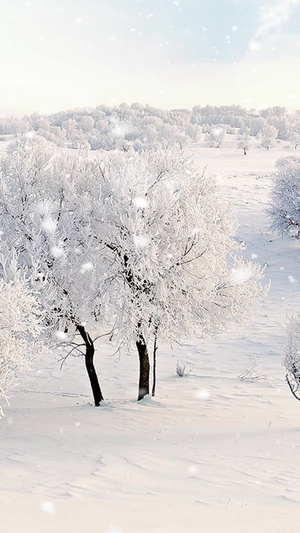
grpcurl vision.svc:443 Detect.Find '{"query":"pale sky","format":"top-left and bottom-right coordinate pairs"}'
top-left (0, 0), bottom-right (300, 115)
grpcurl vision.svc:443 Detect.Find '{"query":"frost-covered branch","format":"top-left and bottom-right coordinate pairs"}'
top-left (0, 250), bottom-right (45, 414)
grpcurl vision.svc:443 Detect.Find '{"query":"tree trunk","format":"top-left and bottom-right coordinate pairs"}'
top-left (77, 325), bottom-right (104, 406)
top-left (136, 335), bottom-right (150, 401)
top-left (152, 334), bottom-right (158, 397)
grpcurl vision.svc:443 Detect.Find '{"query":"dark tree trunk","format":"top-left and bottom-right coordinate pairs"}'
top-left (152, 334), bottom-right (158, 397)
top-left (286, 374), bottom-right (300, 401)
top-left (136, 335), bottom-right (150, 401)
top-left (243, 147), bottom-right (247, 155)
top-left (77, 325), bottom-right (104, 406)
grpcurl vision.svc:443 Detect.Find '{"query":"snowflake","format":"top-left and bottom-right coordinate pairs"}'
top-left (41, 501), bottom-right (55, 515)
top-left (188, 465), bottom-right (198, 475)
top-left (55, 331), bottom-right (68, 341)
top-left (80, 262), bottom-right (94, 274)
top-left (249, 41), bottom-right (261, 51)
top-left (133, 197), bottom-right (148, 209)
top-left (41, 217), bottom-right (57, 234)
top-left (51, 246), bottom-right (65, 258)
top-left (133, 235), bottom-right (149, 248)
top-left (195, 389), bottom-right (210, 399)
top-left (26, 131), bottom-right (36, 139)
top-left (230, 266), bottom-right (252, 285)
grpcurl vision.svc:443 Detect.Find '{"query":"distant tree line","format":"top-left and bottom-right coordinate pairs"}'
top-left (1, 103), bottom-right (300, 152)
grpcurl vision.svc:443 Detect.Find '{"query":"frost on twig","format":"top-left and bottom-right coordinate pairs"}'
top-left (0, 250), bottom-right (45, 414)
top-left (238, 357), bottom-right (266, 382)
top-left (176, 360), bottom-right (192, 377)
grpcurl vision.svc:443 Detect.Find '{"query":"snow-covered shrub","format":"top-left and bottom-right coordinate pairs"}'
top-left (268, 156), bottom-right (300, 238)
top-left (238, 356), bottom-right (266, 382)
top-left (176, 361), bottom-right (192, 377)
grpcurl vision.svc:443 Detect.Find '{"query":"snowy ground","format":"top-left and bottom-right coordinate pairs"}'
top-left (1, 145), bottom-right (300, 532)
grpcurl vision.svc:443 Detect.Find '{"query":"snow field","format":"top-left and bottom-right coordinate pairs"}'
top-left (1, 145), bottom-right (300, 532)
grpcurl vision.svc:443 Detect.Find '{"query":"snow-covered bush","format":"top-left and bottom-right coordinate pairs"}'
top-left (176, 361), bottom-right (192, 377)
top-left (0, 252), bottom-right (45, 414)
top-left (268, 156), bottom-right (300, 238)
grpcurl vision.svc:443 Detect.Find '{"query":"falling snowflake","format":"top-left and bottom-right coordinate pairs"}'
top-left (51, 246), bottom-right (65, 258)
top-left (249, 41), bottom-right (261, 51)
top-left (41, 217), bottom-right (57, 234)
top-left (55, 331), bottom-right (68, 341)
top-left (133, 197), bottom-right (148, 209)
top-left (195, 389), bottom-right (210, 400)
top-left (26, 131), bottom-right (36, 139)
top-left (41, 501), bottom-right (55, 515)
top-left (188, 465), bottom-right (198, 475)
top-left (230, 266), bottom-right (252, 285)
top-left (80, 262), bottom-right (94, 273)
top-left (191, 227), bottom-right (200, 235)
top-left (133, 235), bottom-right (149, 248)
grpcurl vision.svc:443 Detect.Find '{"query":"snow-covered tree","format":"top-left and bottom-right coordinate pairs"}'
top-left (284, 315), bottom-right (300, 401)
top-left (208, 127), bottom-right (226, 148)
top-left (92, 150), bottom-right (267, 400)
top-left (77, 115), bottom-right (95, 133)
top-left (268, 156), bottom-right (300, 238)
top-left (0, 251), bottom-right (45, 414)
top-left (287, 129), bottom-right (300, 150)
top-left (0, 137), bottom-right (106, 405)
top-left (238, 136), bottom-right (252, 155)
top-left (260, 125), bottom-right (278, 150)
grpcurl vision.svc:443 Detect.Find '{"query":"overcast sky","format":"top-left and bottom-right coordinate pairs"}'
top-left (0, 0), bottom-right (299, 115)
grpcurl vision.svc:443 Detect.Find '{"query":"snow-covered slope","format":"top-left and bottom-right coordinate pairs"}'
top-left (1, 146), bottom-right (300, 533)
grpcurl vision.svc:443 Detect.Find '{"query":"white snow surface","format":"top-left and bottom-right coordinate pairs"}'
top-left (1, 146), bottom-right (300, 532)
